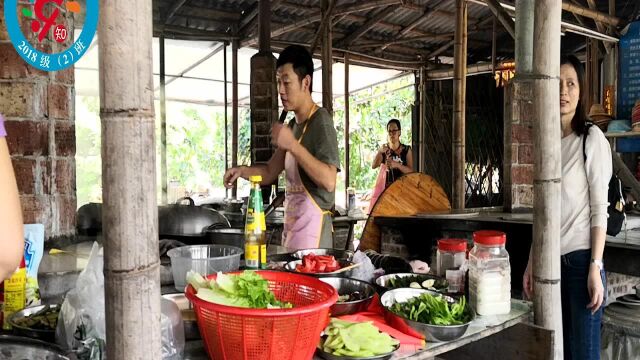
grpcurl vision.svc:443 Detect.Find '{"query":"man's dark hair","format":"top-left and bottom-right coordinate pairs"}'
top-left (276, 45), bottom-right (314, 93)
top-left (387, 119), bottom-right (401, 131)
top-left (561, 54), bottom-right (588, 135)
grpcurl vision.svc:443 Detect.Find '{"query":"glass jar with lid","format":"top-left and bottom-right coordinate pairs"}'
top-left (436, 239), bottom-right (467, 293)
top-left (468, 230), bottom-right (511, 315)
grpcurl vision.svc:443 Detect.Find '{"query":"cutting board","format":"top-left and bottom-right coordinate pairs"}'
top-left (359, 173), bottom-right (451, 252)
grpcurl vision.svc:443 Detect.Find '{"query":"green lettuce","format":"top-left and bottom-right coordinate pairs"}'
top-left (186, 270), bottom-right (292, 309)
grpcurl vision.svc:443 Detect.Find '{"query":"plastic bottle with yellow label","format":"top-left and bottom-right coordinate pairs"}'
top-left (245, 175), bottom-right (267, 269)
top-left (3, 257), bottom-right (26, 330)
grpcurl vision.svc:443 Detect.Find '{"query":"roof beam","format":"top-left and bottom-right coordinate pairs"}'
top-left (164, 43), bottom-right (225, 87)
top-left (242, 0), bottom-right (403, 47)
top-left (239, 0), bottom-right (283, 38)
top-left (353, 33), bottom-right (454, 49)
top-left (484, 0), bottom-right (515, 39)
top-left (562, 0), bottom-right (620, 27)
top-left (380, 0), bottom-right (447, 51)
top-left (585, 0), bottom-right (606, 33)
top-left (338, 6), bottom-right (393, 47)
top-left (309, 0), bottom-right (336, 54)
top-left (164, 0), bottom-right (189, 24)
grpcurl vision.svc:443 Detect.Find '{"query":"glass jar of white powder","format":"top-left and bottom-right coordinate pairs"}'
top-left (468, 230), bottom-right (511, 315)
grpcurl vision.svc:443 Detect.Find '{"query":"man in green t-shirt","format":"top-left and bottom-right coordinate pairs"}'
top-left (223, 45), bottom-right (340, 250)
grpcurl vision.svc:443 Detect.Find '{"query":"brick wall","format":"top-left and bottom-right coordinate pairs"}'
top-left (0, 2), bottom-right (76, 239)
top-left (250, 52), bottom-right (277, 165)
top-left (503, 79), bottom-right (534, 211)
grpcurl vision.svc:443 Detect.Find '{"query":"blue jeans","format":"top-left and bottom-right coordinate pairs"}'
top-left (561, 249), bottom-right (606, 360)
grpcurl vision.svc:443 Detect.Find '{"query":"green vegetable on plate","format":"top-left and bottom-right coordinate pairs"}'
top-left (320, 318), bottom-right (399, 357)
top-left (388, 293), bottom-right (472, 326)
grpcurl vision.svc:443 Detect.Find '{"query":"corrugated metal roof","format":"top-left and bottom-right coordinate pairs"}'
top-left (152, 0), bottom-right (627, 70)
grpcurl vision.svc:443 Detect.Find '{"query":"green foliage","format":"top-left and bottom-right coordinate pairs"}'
top-left (75, 75), bottom-right (416, 209)
top-left (334, 76), bottom-right (415, 196)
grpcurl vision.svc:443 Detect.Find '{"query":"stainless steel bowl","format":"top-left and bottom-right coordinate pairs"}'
top-left (380, 288), bottom-right (474, 342)
top-left (292, 248), bottom-right (354, 261)
top-left (319, 277), bottom-right (375, 316)
top-left (0, 335), bottom-right (71, 359)
top-left (315, 341), bottom-right (399, 360)
top-left (8, 304), bottom-right (60, 343)
top-left (284, 260), bottom-right (355, 278)
top-left (375, 273), bottom-right (447, 294)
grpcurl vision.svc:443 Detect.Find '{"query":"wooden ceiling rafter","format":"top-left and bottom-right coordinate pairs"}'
top-left (338, 6), bottom-right (394, 47)
top-left (484, 0), bottom-right (515, 39)
top-left (379, 0), bottom-right (449, 51)
top-left (309, 0), bottom-right (336, 54)
top-left (241, 0), bottom-right (404, 47)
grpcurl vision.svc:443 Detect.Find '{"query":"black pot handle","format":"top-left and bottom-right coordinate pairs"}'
top-left (176, 197), bottom-right (195, 206)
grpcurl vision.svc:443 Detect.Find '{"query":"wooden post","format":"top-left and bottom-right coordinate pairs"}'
top-left (258, 0), bottom-right (271, 52)
top-left (159, 35), bottom-right (168, 205)
top-left (321, 0), bottom-right (334, 114)
top-left (224, 42), bottom-right (229, 173)
top-left (531, 0), bottom-right (563, 358)
top-left (99, 0), bottom-right (161, 358)
top-left (452, 0), bottom-right (467, 209)
top-left (232, 39), bottom-right (239, 197)
top-left (418, 67), bottom-right (426, 174)
top-left (344, 54), bottom-right (350, 204)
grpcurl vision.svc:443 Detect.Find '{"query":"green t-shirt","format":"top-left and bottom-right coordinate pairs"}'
top-left (289, 107), bottom-right (341, 211)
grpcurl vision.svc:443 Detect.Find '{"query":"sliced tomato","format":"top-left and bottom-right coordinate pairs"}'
top-left (315, 263), bottom-right (326, 272)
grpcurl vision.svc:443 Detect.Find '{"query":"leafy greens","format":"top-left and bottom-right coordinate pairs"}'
top-left (187, 270), bottom-right (293, 309)
top-left (388, 293), bottom-right (471, 325)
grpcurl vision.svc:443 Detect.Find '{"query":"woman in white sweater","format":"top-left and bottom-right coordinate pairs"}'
top-left (523, 55), bottom-right (611, 360)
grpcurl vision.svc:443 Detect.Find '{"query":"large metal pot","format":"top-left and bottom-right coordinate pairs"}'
top-left (158, 197), bottom-right (230, 242)
top-left (206, 228), bottom-right (244, 248)
top-left (76, 202), bottom-right (102, 235)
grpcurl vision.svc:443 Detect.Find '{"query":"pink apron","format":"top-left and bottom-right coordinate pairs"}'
top-left (282, 105), bottom-right (331, 249)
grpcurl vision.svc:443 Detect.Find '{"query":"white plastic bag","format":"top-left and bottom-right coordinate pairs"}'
top-left (56, 242), bottom-right (105, 360)
top-left (56, 242), bottom-right (184, 359)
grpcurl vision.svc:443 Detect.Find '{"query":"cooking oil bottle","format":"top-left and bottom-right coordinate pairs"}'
top-left (245, 176), bottom-right (267, 269)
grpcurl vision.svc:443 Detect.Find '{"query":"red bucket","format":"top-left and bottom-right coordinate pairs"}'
top-left (185, 270), bottom-right (338, 360)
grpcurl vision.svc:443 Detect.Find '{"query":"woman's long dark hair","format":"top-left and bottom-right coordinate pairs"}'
top-left (561, 54), bottom-right (588, 135)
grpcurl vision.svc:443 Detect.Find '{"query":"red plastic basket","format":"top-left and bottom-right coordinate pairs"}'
top-left (185, 270), bottom-right (338, 360)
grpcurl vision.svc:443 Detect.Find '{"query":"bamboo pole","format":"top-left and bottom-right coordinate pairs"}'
top-left (344, 53), bottom-right (350, 204)
top-left (322, 0), bottom-right (333, 114)
top-left (224, 42), bottom-right (229, 173)
top-left (418, 67), bottom-right (426, 174)
top-left (232, 39), bottom-right (239, 197)
top-left (310, 0), bottom-right (336, 55)
top-left (160, 35), bottom-right (168, 205)
top-left (99, 0), bottom-right (161, 358)
top-left (452, 0), bottom-right (467, 209)
top-left (562, 1), bottom-right (620, 27)
top-left (531, 0), bottom-right (563, 358)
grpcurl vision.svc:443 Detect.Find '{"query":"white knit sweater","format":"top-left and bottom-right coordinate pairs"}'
top-left (560, 125), bottom-right (612, 255)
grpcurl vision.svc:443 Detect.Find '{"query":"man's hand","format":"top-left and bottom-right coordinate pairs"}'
top-left (271, 123), bottom-right (297, 152)
top-left (223, 166), bottom-right (244, 188)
